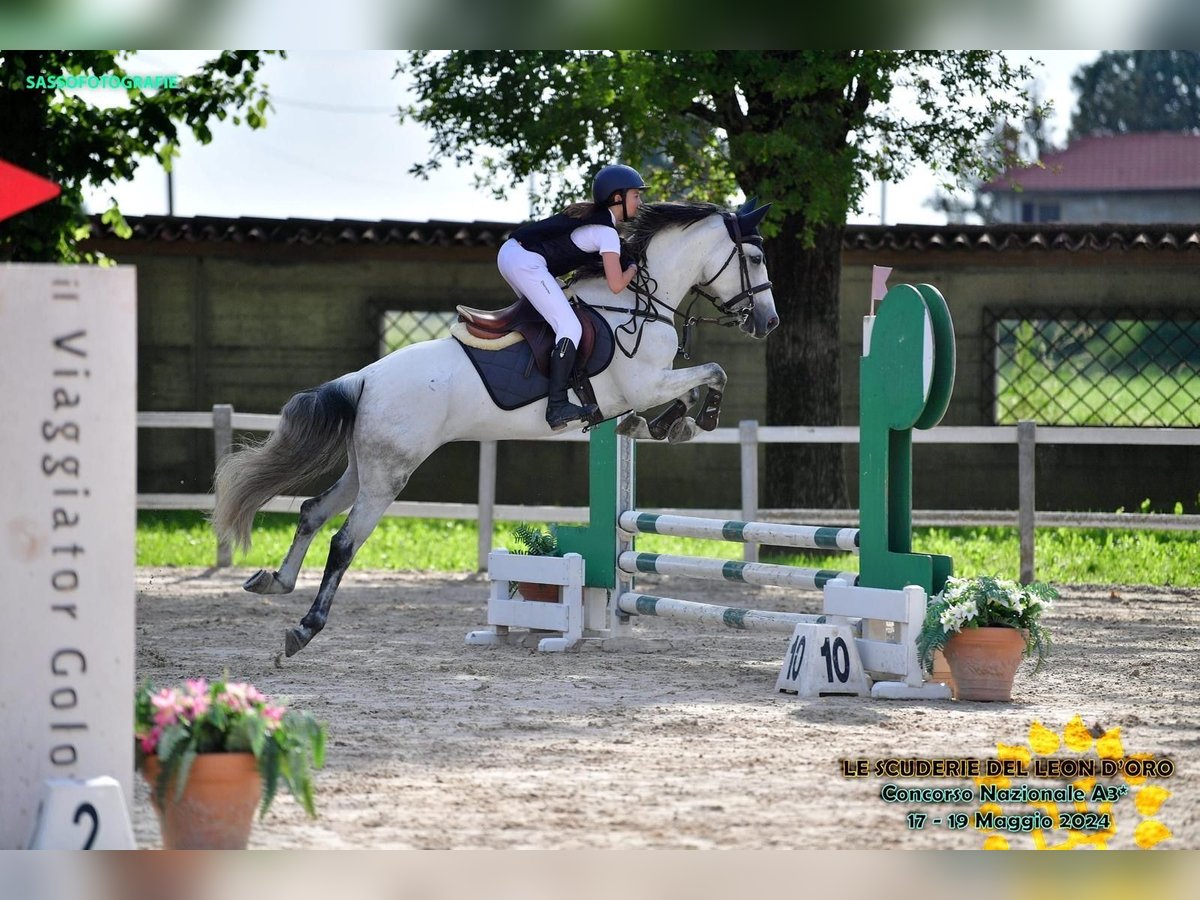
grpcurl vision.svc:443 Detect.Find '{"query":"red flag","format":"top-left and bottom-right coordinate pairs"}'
top-left (0, 159), bottom-right (61, 223)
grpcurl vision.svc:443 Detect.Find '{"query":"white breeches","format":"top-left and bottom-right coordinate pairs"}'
top-left (496, 238), bottom-right (582, 346)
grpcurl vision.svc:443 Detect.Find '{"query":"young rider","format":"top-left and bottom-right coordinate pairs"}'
top-left (498, 164), bottom-right (645, 430)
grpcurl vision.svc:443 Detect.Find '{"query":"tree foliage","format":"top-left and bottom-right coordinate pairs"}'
top-left (930, 85), bottom-right (1057, 224)
top-left (1070, 51), bottom-right (1200, 138)
top-left (0, 50), bottom-right (282, 262)
top-left (400, 51), bottom-right (1035, 506)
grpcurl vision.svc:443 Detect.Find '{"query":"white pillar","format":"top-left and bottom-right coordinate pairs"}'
top-left (0, 265), bottom-right (137, 848)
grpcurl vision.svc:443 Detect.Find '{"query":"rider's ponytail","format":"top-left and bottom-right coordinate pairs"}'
top-left (561, 201), bottom-right (599, 219)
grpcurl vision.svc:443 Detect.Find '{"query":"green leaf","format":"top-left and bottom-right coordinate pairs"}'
top-left (258, 742), bottom-right (281, 817)
top-left (173, 748), bottom-right (198, 802)
top-left (99, 204), bottom-right (132, 240)
top-left (155, 723), bottom-right (189, 762)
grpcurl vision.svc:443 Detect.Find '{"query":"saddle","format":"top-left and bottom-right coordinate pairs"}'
top-left (455, 296), bottom-right (599, 378)
top-left (452, 297), bottom-right (614, 420)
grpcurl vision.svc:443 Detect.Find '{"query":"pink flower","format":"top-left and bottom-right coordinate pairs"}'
top-left (185, 678), bottom-right (209, 698)
top-left (262, 705), bottom-right (286, 732)
top-left (151, 688), bottom-right (182, 726)
top-left (218, 681), bottom-right (268, 713)
top-left (138, 726), bottom-right (162, 754)
top-left (180, 687), bottom-right (211, 720)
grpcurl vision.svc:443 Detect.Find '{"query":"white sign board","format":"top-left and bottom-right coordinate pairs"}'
top-left (0, 264), bottom-right (136, 848)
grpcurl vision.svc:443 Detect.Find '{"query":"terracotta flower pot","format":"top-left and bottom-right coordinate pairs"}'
top-left (141, 752), bottom-right (262, 849)
top-left (942, 626), bottom-right (1028, 702)
top-left (517, 581), bottom-right (560, 602)
top-left (931, 649), bottom-right (957, 699)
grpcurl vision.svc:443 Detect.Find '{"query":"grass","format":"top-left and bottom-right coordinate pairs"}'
top-left (998, 363), bottom-right (1200, 426)
top-left (138, 511), bottom-right (1200, 587)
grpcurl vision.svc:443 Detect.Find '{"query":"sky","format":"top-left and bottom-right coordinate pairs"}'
top-left (81, 51), bottom-right (1103, 228)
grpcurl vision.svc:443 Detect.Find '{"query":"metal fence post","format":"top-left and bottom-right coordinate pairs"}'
top-left (1018, 420), bottom-right (1036, 584)
top-left (213, 404), bottom-right (234, 567)
top-left (739, 420), bottom-right (759, 562)
top-left (477, 440), bottom-right (498, 572)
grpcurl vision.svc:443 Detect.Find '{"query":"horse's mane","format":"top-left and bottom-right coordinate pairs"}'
top-left (573, 201), bottom-right (724, 282)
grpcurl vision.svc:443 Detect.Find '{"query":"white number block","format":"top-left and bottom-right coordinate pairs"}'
top-left (26, 776), bottom-right (135, 849)
top-left (776, 624), bottom-right (870, 697)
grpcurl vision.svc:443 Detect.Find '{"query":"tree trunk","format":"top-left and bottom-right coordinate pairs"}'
top-left (763, 215), bottom-right (849, 509)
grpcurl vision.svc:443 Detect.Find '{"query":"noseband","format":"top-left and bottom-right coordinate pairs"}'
top-left (691, 212), bottom-right (773, 317)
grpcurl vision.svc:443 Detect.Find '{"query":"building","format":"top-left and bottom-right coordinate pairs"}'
top-left (982, 132), bottom-right (1200, 224)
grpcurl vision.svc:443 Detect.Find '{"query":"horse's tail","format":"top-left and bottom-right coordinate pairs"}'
top-left (212, 375), bottom-right (363, 553)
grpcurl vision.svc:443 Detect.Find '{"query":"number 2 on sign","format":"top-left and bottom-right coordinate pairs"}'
top-left (820, 636), bottom-right (851, 684)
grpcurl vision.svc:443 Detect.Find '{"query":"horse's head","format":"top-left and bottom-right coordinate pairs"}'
top-left (691, 198), bottom-right (779, 339)
top-left (596, 200), bottom-right (780, 340)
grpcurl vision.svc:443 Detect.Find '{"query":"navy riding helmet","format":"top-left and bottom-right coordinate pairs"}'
top-left (592, 164), bottom-right (646, 213)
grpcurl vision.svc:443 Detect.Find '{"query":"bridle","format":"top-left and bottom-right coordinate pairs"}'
top-left (691, 212), bottom-right (774, 316)
top-left (673, 212), bottom-right (773, 358)
top-left (578, 211), bottom-right (773, 360)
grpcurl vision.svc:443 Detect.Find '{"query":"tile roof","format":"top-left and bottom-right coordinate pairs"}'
top-left (842, 222), bottom-right (1200, 252)
top-left (89, 214), bottom-right (1200, 254)
top-left (983, 132), bottom-right (1200, 192)
top-left (97, 214), bottom-right (518, 248)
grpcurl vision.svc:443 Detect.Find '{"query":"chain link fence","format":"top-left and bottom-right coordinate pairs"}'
top-left (984, 307), bottom-right (1200, 426)
top-left (378, 310), bottom-right (458, 356)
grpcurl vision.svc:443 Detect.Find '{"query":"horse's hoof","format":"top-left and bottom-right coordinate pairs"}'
top-left (666, 417), bottom-right (699, 444)
top-left (616, 415), bottom-right (651, 439)
top-left (615, 415), bottom-right (644, 436)
top-left (244, 569), bottom-right (290, 595)
top-left (284, 625), bottom-right (312, 657)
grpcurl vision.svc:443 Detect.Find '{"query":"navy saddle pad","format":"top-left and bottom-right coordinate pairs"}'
top-left (457, 306), bottom-right (615, 411)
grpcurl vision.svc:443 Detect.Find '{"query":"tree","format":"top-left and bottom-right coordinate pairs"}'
top-left (400, 51), bottom-right (1034, 508)
top-left (0, 51), bottom-right (282, 263)
top-left (1071, 51), bottom-right (1200, 138)
top-left (930, 85), bottom-right (1057, 224)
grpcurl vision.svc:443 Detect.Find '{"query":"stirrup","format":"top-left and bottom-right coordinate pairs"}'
top-left (547, 401), bottom-right (597, 431)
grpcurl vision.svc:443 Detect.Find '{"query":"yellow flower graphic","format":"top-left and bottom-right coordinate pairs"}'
top-left (974, 714), bottom-right (1171, 850)
top-left (1095, 727), bottom-right (1124, 760)
top-left (997, 742), bottom-right (1032, 767)
top-left (1062, 715), bottom-right (1094, 752)
top-left (1029, 721), bottom-right (1061, 755)
top-left (1134, 819), bottom-right (1172, 849)
top-left (1134, 786), bottom-right (1171, 817)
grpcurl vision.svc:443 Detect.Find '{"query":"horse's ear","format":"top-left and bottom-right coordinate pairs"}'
top-left (736, 196), bottom-right (757, 215)
top-left (738, 202), bottom-right (771, 234)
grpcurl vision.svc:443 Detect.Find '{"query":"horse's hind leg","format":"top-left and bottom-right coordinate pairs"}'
top-left (283, 473), bottom-right (404, 657)
top-left (244, 463), bottom-right (359, 595)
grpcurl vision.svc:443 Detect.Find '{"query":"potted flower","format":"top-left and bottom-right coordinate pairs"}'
top-left (916, 576), bottom-right (1057, 702)
top-left (508, 522), bottom-right (561, 602)
top-left (134, 676), bottom-right (327, 848)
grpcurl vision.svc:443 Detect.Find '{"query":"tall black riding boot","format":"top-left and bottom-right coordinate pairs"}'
top-left (546, 338), bottom-right (598, 431)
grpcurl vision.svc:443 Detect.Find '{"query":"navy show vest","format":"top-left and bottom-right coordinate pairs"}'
top-left (510, 207), bottom-right (617, 277)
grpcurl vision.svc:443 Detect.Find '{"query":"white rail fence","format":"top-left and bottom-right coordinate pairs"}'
top-left (139, 405), bottom-right (1200, 579)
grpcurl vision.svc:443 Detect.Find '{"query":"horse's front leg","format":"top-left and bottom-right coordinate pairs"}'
top-left (617, 362), bottom-right (727, 443)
